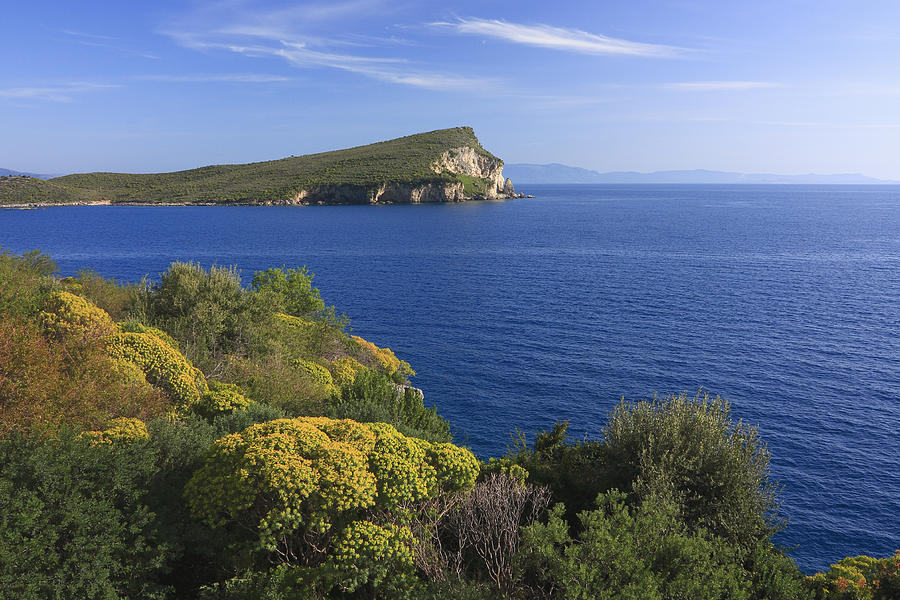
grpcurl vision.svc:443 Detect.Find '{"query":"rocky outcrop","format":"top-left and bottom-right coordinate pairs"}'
top-left (432, 146), bottom-right (508, 199)
top-left (282, 181), bottom-right (467, 205)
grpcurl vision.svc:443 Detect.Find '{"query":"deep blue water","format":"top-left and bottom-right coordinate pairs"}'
top-left (1, 184), bottom-right (898, 573)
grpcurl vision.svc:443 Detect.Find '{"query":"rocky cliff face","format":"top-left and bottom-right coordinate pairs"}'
top-left (432, 146), bottom-right (507, 199)
top-left (277, 144), bottom-right (515, 205)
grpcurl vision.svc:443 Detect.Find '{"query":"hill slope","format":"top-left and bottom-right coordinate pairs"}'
top-left (0, 127), bottom-right (517, 206)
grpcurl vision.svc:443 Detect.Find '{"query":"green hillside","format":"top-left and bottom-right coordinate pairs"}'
top-left (0, 127), bottom-right (502, 205)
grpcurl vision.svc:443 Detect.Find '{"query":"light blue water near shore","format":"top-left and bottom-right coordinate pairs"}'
top-left (1, 184), bottom-right (898, 572)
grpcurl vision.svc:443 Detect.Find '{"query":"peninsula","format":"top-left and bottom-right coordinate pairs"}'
top-left (0, 127), bottom-right (519, 206)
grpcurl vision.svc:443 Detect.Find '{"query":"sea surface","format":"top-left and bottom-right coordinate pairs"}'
top-left (1, 184), bottom-right (898, 572)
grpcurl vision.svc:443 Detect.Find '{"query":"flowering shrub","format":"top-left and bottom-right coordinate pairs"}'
top-left (329, 521), bottom-right (416, 595)
top-left (184, 417), bottom-right (478, 567)
top-left (351, 335), bottom-right (415, 378)
top-left (106, 331), bottom-right (208, 406)
top-left (40, 291), bottom-right (117, 339)
top-left (193, 381), bottom-right (252, 418)
top-left (293, 358), bottom-right (335, 388)
top-left (117, 321), bottom-right (180, 351)
top-left (330, 357), bottom-right (365, 388)
top-left (79, 417), bottom-right (150, 446)
top-left (807, 552), bottom-right (900, 600)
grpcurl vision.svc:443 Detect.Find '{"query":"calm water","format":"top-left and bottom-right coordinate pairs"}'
top-left (1, 184), bottom-right (898, 572)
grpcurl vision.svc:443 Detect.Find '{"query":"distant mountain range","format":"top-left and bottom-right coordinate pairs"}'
top-left (504, 163), bottom-right (899, 185)
top-left (0, 168), bottom-right (55, 179)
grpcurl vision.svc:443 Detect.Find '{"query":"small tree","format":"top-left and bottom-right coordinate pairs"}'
top-left (250, 266), bottom-right (325, 317)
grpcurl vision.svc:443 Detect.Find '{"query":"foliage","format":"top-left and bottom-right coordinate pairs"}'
top-left (519, 491), bottom-right (751, 600)
top-left (807, 552), bottom-right (900, 600)
top-left (351, 334), bottom-right (415, 380)
top-left (329, 521), bottom-right (418, 597)
top-left (600, 392), bottom-right (783, 548)
top-left (192, 380), bottom-right (253, 419)
top-left (80, 417), bottom-right (151, 446)
top-left (40, 290), bottom-right (118, 339)
top-left (330, 368), bottom-right (452, 443)
top-left (293, 358), bottom-right (336, 389)
top-left (0, 127), bottom-right (500, 205)
top-left (0, 315), bottom-right (167, 435)
top-left (331, 356), bottom-right (365, 388)
top-left (65, 269), bottom-right (142, 321)
top-left (107, 330), bottom-right (208, 407)
top-left (184, 417), bottom-right (478, 572)
top-left (251, 266), bottom-right (325, 316)
top-left (0, 429), bottom-right (169, 600)
top-left (144, 261), bottom-right (277, 373)
top-left (0, 247), bottom-right (57, 317)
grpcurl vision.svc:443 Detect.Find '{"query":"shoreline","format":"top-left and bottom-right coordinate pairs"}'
top-left (0, 194), bottom-right (531, 210)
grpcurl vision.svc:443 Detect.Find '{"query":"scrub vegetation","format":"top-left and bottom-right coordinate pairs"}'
top-left (0, 246), bottom-right (893, 599)
top-left (0, 127), bottom-right (499, 205)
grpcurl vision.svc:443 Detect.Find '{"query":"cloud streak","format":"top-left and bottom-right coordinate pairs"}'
top-left (136, 73), bottom-right (292, 83)
top-left (665, 81), bottom-right (780, 91)
top-left (0, 82), bottom-right (120, 103)
top-left (163, 5), bottom-right (499, 92)
top-left (432, 18), bottom-right (688, 58)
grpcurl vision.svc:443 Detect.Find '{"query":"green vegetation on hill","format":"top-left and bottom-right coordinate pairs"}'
top-left (0, 127), bottom-right (502, 205)
top-left (0, 246), bottom-right (896, 599)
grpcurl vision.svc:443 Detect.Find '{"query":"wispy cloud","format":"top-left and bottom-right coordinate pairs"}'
top-left (62, 29), bottom-right (159, 59)
top-left (665, 81), bottom-right (780, 91)
top-left (0, 82), bottom-right (120, 103)
top-left (162, 3), bottom-right (498, 92)
top-left (432, 18), bottom-right (688, 58)
top-left (136, 73), bottom-right (292, 83)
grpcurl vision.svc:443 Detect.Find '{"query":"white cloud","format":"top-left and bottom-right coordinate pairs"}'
top-left (666, 81), bottom-right (780, 91)
top-left (136, 73), bottom-right (292, 83)
top-left (162, 6), bottom-right (498, 93)
top-left (0, 82), bottom-right (120, 103)
top-left (432, 18), bottom-right (687, 58)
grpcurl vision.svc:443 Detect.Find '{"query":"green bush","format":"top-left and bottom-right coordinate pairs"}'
top-left (0, 429), bottom-right (169, 600)
top-left (251, 266), bottom-right (325, 317)
top-left (601, 392), bottom-right (782, 548)
top-left (519, 492), bottom-right (749, 600)
top-left (330, 368), bottom-right (451, 443)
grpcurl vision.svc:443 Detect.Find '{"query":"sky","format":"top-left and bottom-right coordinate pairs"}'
top-left (3, 0), bottom-right (900, 178)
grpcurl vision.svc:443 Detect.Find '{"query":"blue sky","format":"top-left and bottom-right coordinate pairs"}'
top-left (3, 1), bottom-right (900, 177)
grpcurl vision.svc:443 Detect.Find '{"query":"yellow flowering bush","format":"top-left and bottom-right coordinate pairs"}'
top-left (117, 321), bottom-right (180, 351)
top-left (330, 357), bottom-right (365, 388)
top-left (329, 521), bottom-right (416, 595)
top-left (194, 381), bottom-right (252, 417)
top-left (352, 335), bottom-right (415, 378)
top-left (106, 331), bottom-right (208, 406)
top-left (807, 553), bottom-right (891, 600)
top-left (40, 291), bottom-right (117, 339)
top-left (184, 417), bottom-right (479, 565)
top-left (274, 312), bottom-right (315, 330)
top-left (293, 358), bottom-right (335, 388)
top-left (79, 417), bottom-right (150, 446)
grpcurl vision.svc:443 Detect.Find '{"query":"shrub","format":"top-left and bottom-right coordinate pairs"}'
top-left (330, 368), bottom-right (451, 443)
top-left (193, 381), bottom-right (253, 419)
top-left (184, 417), bottom-right (478, 572)
top-left (0, 315), bottom-right (167, 435)
top-left (107, 330), bottom-right (208, 407)
top-left (519, 491), bottom-right (749, 600)
top-left (0, 429), bottom-right (169, 600)
top-left (250, 266), bottom-right (325, 317)
top-left (600, 392), bottom-right (782, 548)
top-left (351, 334), bottom-right (415, 380)
top-left (0, 247), bottom-right (57, 317)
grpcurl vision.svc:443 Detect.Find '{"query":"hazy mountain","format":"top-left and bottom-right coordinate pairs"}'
top-left (0, 168), bottom-right (56, 179)
top-left (504, 163), bottom-right (899, 185)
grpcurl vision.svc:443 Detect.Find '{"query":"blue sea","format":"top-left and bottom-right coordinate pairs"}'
top-left (1, 184), bottom-right (898, 573)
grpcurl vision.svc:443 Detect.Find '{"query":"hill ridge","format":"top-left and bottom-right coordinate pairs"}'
top-left (0, 127), bottom-right (518, 206)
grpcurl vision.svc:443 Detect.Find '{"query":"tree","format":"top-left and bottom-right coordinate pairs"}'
top-left (250, 266), bottom-right (325, 317)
